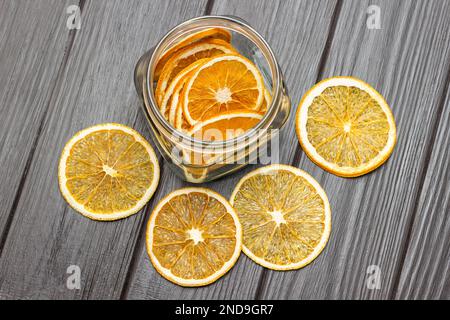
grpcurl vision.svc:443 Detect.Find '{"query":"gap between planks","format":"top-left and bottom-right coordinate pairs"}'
top-left (119, 0), bottom-right (218, 299)
top-left (254, 0), bottom-right (450, 299)
top-left (254, 0), bottom-right (344, 300)
top-left (388, 65), bottom-right (450, 299)
top-left (290, 0), bottom-right (344, 169)
top-left (0, 0), bottom-right (87, 259)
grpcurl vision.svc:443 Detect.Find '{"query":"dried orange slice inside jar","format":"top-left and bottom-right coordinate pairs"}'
top-left (134, 16), bottom-right (291, 182)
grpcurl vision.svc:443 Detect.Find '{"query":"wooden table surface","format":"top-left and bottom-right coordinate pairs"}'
top-left (0, 0), bottom-right (449, 300)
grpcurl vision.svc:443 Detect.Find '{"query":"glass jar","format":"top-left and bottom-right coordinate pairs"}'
top-left (134, 15), bottom-right (291, 183)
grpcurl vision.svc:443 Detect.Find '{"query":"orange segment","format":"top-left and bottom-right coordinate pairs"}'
top-left (154, 28), bottom-right (232, 80)
top-left (183, 54), bottom-right (265, 125)
top-left (156, 39), bottom-right (235, 105)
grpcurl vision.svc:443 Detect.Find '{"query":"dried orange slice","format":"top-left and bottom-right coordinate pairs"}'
top-left (259, 88), bottom-right (272, 113)
top-left (155, 39), bottom-right (235, 105)
top-left (147, 188), bottom-right (242, 287)
top-left (166, 58), bottom-right (213, 126)
top-left (183, 54), bottom-right (265, 126)
top-left (188, 111), bottom-right (263, 141)
top-left (296, 77), bottom-right (397, 177)
top-left (172, 80), bottom-right (266, 133)
top-left (183, 167), bottom-right (209, 183)
top-left (167, 79), bottom-right (187, 126)
top-left (159, 59), bottom-right (210, 121)
top-left (230, 164), bottom-right (331, 270)
top-left (183, 112), bottom-right (263, 166)
top-left (175, 102), bottom-right (191, 132)
top-left (174, 83), bottom-right (194, 131)
top-left (154, 28), bottom-right (231, 80)
top-left (58, 123), bottom-right (160, 221)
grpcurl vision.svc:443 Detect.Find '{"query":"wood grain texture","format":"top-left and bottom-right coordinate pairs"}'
top-left (395, 87), bottom-right (450, 300)
top-left (256, 0), bottom-right (450, 299)
top-left (0, 0), bottom-right (73, 245)
top-left (0, 0), bottom-right (207, 299)
top-left (125, 0), bottom-right (338, 299)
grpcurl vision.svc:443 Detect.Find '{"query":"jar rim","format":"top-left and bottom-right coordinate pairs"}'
top-left (145, 15), bottom-right (282, 148)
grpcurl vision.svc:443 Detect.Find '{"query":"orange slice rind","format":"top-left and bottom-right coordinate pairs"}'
top-left (154, 28), bottom-right (232, 80)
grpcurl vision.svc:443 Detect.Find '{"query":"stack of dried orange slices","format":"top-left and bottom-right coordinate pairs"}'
top-left (154, 28), bottom-right (270, 141)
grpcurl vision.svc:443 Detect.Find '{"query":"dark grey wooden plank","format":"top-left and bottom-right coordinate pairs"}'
top-left (257, 0), bottom-right (450, 299)
top-left (0, 0), bottom-right (73, 245)
top-left (0, 0), bottom-right (207, 299)
top-left (125, 0), bottom-right (338, 299)
top-left (395, 87), bottom-right (450, 299)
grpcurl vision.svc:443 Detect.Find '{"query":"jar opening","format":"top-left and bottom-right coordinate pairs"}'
top-left (145, 16), bottom-right (283, 149)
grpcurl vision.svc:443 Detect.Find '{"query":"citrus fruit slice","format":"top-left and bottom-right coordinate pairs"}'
top-left (58, 123), bottom-right (160, 221)
top-left (183, 167), bottom-right (208, 183)
top-left (175, 102), bottom-right (191, 132)
top-left (147, 188), bottom-right (242, 287)
top-left (156, 39), bottom-right (235, 105)
top-left (230, 164), bottom-right (331, 270)
top-left (154, 28), bottom-right (232, 80)
top-left (167, 79), bottom-right (187, 126)
top-left (296, 76), bottom-right (397, 177)
top-left (174, 82), bottom-right (195, 131)
top-left (182, 111), bottom-right (263, 166)
top-left (159, 58), bottom-right (209, 121)
top-left (259, 88), bottom-right (272, 113)
top-left (188, 111), bottom-right (263, 141)
top-left (183, 54), bottom-right (265, 126)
